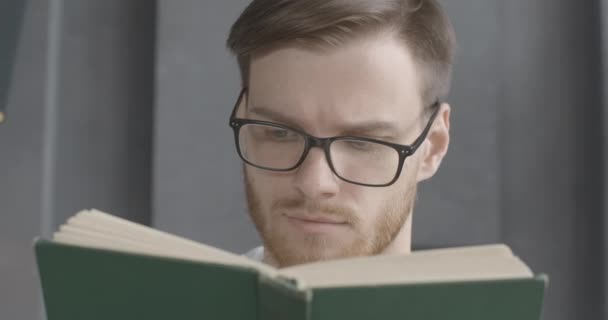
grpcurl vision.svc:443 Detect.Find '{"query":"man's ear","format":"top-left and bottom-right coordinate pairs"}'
top-left (416, 103), bottom-right (451, 182)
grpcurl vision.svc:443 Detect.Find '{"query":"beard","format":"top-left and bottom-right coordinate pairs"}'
top-left (244, 169), bottom-right (418, 268)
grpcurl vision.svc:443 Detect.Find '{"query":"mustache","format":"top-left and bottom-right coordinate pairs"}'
top-left (272, 198), bottom-right (357, 222)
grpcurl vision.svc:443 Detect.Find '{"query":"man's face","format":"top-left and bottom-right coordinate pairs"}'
top-left (242, 34), bottom-right (430, 267)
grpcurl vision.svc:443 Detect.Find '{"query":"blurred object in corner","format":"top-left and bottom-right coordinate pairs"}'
top-left (0, 0), bottom-right (28, 124)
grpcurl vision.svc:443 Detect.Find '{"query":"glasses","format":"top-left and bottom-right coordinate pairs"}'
top-left (228, 89), bottom-right (440, 187)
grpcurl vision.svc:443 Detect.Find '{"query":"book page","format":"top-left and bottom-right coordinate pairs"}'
top-left (53, 210), bottom-right (533, 290)
top-left (52, 209), bottom-right (277, 276)
top-left (279, 244), bottom-right (533, 289)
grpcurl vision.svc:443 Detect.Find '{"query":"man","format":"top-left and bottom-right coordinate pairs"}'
top-left (226, 0), bottom-right (455, 268)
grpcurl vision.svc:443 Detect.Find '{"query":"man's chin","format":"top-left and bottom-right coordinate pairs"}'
top-left (266, 237), bottom-right (365, 267)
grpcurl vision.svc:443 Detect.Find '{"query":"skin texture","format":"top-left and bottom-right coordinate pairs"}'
top-left (238, 32), bottom-right (451, 268)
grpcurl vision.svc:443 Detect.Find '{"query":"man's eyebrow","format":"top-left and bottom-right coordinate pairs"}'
top-left (340, 121), bottom-right (400, 138)
top-left (248, 105), bottom-right (302, 128)
top-left (248, 105), bottom-right (401, 137)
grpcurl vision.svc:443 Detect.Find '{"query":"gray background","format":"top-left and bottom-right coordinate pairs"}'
top-left (0, 1), bottom-right (606, 320)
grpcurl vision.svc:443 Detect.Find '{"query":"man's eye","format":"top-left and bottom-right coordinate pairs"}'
top-left (273, 129), bottom-right (288, 137)
top-left (265, 128), bottom-right (297, 140)
top-left (346, 140), bottom-right (373, 150)
top-left (267, 129), bottom-right (286, 137)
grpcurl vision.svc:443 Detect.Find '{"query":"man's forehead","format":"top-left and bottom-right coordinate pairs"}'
top-left (249, 37), bottom-right (421, 100)
top-left (245, 33), bottom-right (423, 136)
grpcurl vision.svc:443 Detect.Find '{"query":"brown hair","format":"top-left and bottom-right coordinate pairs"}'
top-left (227, 0), bottom-right (456, 106)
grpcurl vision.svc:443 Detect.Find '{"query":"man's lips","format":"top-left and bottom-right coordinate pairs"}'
top-left (284, 213), bottom-right (347, 225)
top-left (283, 211), bottom-right (350, 234)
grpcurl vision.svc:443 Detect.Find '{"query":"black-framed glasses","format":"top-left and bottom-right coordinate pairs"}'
top-left (228, 88), bottom-right (440, 187)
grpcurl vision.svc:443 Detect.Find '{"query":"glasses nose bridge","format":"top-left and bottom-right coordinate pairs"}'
top-left (306, 135), bottom-right (333, 154)
top-left (302, 135), bottom-right (333, 165)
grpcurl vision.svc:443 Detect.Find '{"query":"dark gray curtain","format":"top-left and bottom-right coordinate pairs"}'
top-left (0, 1), bottom-right (605, 320)
top-left (497, 2), bottom-right (605, 320)
top-left (601, 1), bottom-right (608, 319)
top-left (0, 1), bottom-right (155, 319)
top-left (0, 0), bottom-right (27, 117)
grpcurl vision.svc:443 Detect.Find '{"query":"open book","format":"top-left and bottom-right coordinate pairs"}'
top-left (35, 209), bottom-right (547, 320)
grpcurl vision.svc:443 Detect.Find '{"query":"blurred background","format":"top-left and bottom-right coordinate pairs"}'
top-left (0, 0), bottom-right (606, 319)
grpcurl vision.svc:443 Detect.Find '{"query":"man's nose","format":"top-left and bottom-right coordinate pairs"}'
top-left (293, 147), bottom-right (340, 199)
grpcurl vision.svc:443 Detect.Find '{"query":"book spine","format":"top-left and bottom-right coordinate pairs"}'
top-left (257, 274), bottom-right (311, 320)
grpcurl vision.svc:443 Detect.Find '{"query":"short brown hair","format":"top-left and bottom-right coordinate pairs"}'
top-left (227, 0), bottom-right (456, 106)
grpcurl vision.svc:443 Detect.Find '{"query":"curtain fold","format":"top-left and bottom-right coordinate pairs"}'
top-left (600, 1), bottom-right (608, 319)
top-left (0, 0), bottom-right (27, 121)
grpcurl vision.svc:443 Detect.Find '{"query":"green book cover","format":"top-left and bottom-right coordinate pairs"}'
top-left (35, 209), bottom-right (548, 320)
